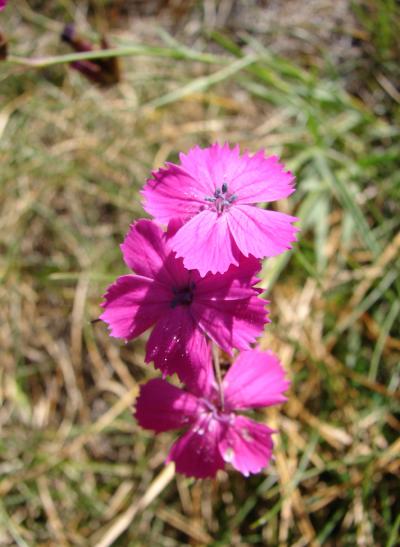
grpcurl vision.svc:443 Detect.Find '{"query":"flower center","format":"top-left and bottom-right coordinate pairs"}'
top-left (204, 182), bottom-right (237, 214)
top-left (200, 397), bottom-right (235, 425)
top-left (170, 282), bottom-right (195, 308)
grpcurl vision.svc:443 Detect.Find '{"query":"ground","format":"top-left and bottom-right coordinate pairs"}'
top-left (0, 1), bottom-right (399, 545)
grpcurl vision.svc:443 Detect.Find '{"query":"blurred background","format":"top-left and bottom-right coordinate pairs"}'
top-left (1, 1), bottom-right (400, 545)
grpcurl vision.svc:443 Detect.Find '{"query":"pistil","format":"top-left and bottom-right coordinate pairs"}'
top-left (171, 282), bottom-right (195, 308)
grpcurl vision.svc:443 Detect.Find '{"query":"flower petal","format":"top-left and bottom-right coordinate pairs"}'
top-left (218, 416), bottom-right (274, 477)
top-left (179, 143), bottom-right (244, 191)
top-left (193, 295), bottom-right (268, 354)
top-left (167, 416), bottom-right (225, 479)
top-left (121, 219), bottom-right (188, 287)
top-left (142, 164), bottom-right (207, 224)
top-left (135, 378), bottom-right (200, 433)
top-left (223, 350), bottom-right (290, 410)
top-left (145, 307), bottom-right (213, 392)
top-left (182, 340), bottom-right (215, 399)
top-left (227, 204), bottom-right (299, 259)
top-left (171, 209), bottom-right (240, 276)
top-left (100, 275), bottom-right (170, 339)
top-left (229, 151), bottom-right (295, 204)
top-left (195, 255), bottom-right (262, 300)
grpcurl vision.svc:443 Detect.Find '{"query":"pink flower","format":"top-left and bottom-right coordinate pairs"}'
top-left (142, 143), bottom-right (298, 276)
top-left (0, 0), bottom-right (8, 11)
top-left (100, 219), bottom-right (268, 381)
top-left (135, 349), bottom-right (290, 478)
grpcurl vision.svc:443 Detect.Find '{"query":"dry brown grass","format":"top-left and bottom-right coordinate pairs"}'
top-left (1, 1), bottom-right (399, 545)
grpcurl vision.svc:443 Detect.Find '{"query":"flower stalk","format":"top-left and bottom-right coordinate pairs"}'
top-left (212, 343), bottom-right (224, 410)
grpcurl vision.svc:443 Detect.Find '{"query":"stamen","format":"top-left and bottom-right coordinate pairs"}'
top-left (204, 186), bottom-right (237, 214)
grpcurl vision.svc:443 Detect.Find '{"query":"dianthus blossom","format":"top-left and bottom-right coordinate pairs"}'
top-left (100, 219), bottom-right (268, 380)
top-left (135, 349), bottom-right (290, 478)
top-left (142, 143), bottom-right (298, 276)
top-left (0, 0), bottom-right (7, 11)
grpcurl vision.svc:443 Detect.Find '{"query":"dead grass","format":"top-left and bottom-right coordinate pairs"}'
top-left (1, 1), bottom-right (399, 545)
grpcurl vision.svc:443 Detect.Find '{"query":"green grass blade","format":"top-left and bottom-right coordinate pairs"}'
top-left (144, 55), bottom-right (257, 109)
top-left (369, 299), bottom-right (400, 381)
top-left (314, 152), bottom-right (380, 256)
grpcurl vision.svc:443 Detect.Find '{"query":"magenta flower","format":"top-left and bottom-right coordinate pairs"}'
top-left (0, 0), bottom-right (8, 11)
top-left (135, 349), bottom-right (290, 478)
top-left (142, 143), bottom-right (298, 276)
top-left (100, 219), bottom-right (268, 381)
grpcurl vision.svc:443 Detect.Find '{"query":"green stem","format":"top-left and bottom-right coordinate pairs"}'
top-left (5, 45), bottom-right (224, 69)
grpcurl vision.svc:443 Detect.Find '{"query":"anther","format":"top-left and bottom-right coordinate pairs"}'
top-left (221, 182), bottom-right (228, 193)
